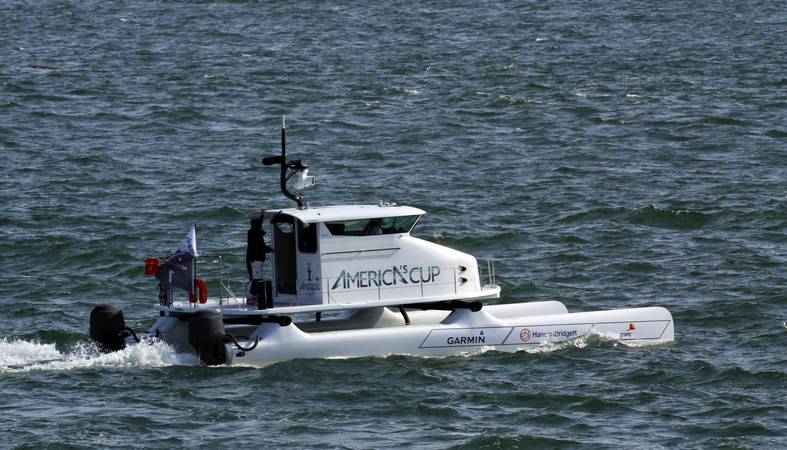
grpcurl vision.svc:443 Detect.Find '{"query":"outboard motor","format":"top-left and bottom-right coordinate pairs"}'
top-left (90, 304), bottom-right (128, 352)
top-left (188, 311), bottom-right (228, 366)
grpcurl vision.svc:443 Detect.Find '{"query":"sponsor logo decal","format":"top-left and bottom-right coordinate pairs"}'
top-left (330, 265), bottom-right (441, 290)
top-left (519, 328), bottom-right (532, 342)
top-left (620, 322), bottom-right (636, 338)
top-left (503, 324), bottom-right (596, 345)
top-left (420, 327), bottom-right (510, 348)
top-left (300, 263), bottom-right (321, 293)
top-left (530, 329), bottom-right (579, 339)
top-left (447, 330), bottom-right (485, 346)
top-left (299, 281), bottom-right (321, 292)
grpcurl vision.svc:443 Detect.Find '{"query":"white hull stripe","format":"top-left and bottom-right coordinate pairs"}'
top-left (419, 320), bottom-right (672, 349)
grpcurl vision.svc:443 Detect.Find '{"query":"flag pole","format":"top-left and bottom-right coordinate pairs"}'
top-left (193, 223), bottom-right (197, 307)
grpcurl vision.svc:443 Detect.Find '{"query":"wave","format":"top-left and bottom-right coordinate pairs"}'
top-left (386, 329), bottom-right (672, 362)
top-left (0, 338), bottom-right (198, 373)
top-left (703, 116), bottom-right (752, 127)
top-left (626, 204), bottom-right (714, 230)
top-left (515, 329), bottom-right (673, 353)
top-left (451, 435), bottom-right (583, 448)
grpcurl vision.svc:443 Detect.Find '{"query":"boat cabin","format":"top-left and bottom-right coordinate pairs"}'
top-left (256, 203), bottom-right (485, 308)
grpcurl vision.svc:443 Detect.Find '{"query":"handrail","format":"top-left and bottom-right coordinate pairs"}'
top-left (322, 247), bottom-right (400, 256)
top-left (177, 255), bottom-right (497, 306)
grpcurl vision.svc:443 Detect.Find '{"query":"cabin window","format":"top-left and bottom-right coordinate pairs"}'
top-left (274, 221), bottom-right (293, 234)
top-left (298, 221), bottom-right (318, 253)
top-left (271, 215), bottom-right (297, 295)
top-left (324, 215), bottom-right (420, 236)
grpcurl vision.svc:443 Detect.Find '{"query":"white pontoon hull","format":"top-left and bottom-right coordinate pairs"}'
top-left (145, 302), bottom-right (673, 366)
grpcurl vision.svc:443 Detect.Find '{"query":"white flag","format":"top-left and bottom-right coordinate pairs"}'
top-left (175, 224), bottom-right (198, 257)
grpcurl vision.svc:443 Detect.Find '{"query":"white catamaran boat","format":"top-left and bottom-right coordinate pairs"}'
top-left (89, 121), bottom-right (674, 366)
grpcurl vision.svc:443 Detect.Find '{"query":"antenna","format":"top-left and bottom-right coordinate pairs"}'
top-left (261, 117), bottom-right (315, 209)
top-left (281, 115), bottom-right (286, 158)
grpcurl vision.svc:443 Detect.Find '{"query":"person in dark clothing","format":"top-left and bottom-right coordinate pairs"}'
top-left (246, 211), bottom-right (273, 307)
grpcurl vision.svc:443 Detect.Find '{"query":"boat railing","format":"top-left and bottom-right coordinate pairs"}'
top-left (480, 258), bottom-right (497, 288)
top-left (190, 255), bottom-right (498, 308)
top-left (191, 254), bottom-right (249, 308)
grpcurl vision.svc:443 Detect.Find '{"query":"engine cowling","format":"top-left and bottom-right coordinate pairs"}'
top-left (89, 304), bottom-right (127, 352)
top-left (188, 311), bottom-right (227, 366)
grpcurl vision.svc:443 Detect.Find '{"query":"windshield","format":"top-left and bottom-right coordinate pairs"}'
top-left (324, 215), bottom-right (420, 236)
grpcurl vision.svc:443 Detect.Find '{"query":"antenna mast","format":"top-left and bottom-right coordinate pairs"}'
top-left (262, 117), bottom-right (314, 209)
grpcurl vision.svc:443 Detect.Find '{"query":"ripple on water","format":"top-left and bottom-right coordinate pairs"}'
top-left (625, 205), bottom-right (715, 230)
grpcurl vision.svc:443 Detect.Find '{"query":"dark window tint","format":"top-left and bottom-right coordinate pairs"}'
top-left (325, 215), bottom-right (420, 236)
top-left (274, 221), bottom-right (293, 234)
top-left (271, 215), bottom-right (296, 295)
top-left (298, 221), bottom-right (318, 253)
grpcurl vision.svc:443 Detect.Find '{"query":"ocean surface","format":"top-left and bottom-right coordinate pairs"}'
top-left (1, 1), bottom-right (786, 448)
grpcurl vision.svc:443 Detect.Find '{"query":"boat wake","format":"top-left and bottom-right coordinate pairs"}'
top-left (0, 337), bottom-right (199, 373)
top-left (518, 329), bottom-right (673, 353)
top-left (1, 329), bottom-right (671, 372)
top-left (344, 330), bottom-right (673, 363)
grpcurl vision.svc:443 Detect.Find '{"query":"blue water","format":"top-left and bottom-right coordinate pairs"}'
top-left (1, 1), bottom-right (785, 448)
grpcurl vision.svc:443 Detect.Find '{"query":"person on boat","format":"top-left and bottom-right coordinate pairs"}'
top-left (366, 218), bottom-right (384, 235)
top-left (246, 211), bottom-right (273, 307)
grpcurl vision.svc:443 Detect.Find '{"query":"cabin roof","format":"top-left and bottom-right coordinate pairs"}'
top-left (265, 204), bottom-right (425, 224)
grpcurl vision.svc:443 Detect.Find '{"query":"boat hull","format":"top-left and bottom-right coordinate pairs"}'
top-left (144, 302), bottom-right (674, 366)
